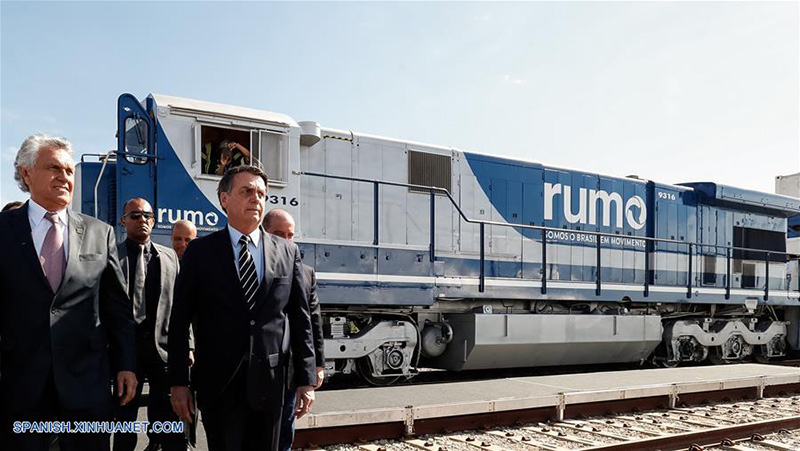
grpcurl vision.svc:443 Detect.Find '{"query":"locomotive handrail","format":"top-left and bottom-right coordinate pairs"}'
top-left (80, 152), bottom-right (116, 163)
top-left (114, 150), bottom-right (163, 160)
top-left (93, 150), bottom-right (116, 218)
top-left (300, 171), bottom-right (799, 299)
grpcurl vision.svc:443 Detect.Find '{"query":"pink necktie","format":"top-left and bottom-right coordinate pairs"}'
top-left (40, 212), bottom-right (65, 293)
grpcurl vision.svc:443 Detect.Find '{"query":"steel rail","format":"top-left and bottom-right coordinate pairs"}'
top-left (293, 383), bottom-right (800, 448)
top-left (581, 415), bottom-right (800, 451)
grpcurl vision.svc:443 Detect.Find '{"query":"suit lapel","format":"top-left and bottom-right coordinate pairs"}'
top-left (57, 210), bottom-right (85, 298)
top-left (155, 244), bottom-right (166, 299)
top-left (152, 243), bottom-right (166, 329)
top-left (118, 243), bottom-right (129, 290)
top-left (250, 231), bottom-right (278, 314)
top-left (10, 202), bottom-right (50, 292)
top-left (262, 230), bottom-right (277, 289)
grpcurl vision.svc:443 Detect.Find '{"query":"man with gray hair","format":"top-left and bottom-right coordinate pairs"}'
top-left (1, 134), bottom-right (137, 451)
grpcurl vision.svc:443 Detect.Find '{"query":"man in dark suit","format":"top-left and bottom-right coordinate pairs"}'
top-left (1, 134), bottom-right (137, 451)
top-left (114, 198), bottom-right (189, 451)
top-left (168, 165), bottom-right (316, 451)
top-left (263, 209), bottom-right (325, 451)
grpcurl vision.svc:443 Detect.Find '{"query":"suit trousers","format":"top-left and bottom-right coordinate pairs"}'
top-left (1, 369), bottom-right (112, 451)
top-left (278, 388), bottom-right (296, 451)
top-left (201, 364), bottom-right (283, 451)
top-left (114, 330), bottom-right (187, 451)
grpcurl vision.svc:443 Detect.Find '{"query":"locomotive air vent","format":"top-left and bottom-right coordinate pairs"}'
top-left (408, 150), bottom-right (452, 194)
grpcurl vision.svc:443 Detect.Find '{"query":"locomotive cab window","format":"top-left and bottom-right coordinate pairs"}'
top-left (250, 130), bottom-right (287, 184)
top-left (199, 125), bottom-right (287, 184)
top-left (200, 125), bottom-right (251, 176)
top-left (123, 116), bottom-right (149, 164)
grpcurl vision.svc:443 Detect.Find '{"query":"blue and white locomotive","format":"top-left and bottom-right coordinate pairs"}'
top-left (75, 93), bottom-right (800, 384)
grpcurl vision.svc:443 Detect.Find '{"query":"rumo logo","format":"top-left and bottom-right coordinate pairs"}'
top-left (544, 182), bottom-right (647, 230)
top-left (157, 208), bottom-right (219, 226)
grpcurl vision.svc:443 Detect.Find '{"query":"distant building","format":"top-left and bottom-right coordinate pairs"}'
top-left (776, 172), bottom-right (800, 198)
top-left (777, 172), bottom-right (800, 255)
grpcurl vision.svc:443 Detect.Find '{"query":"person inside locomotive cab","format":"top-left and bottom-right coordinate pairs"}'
top-left (214, 140), bottom-right (251, 175)
top-left (199, 126), bottom-right (250, 176)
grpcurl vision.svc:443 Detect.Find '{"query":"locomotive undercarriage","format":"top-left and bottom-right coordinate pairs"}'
top-left (322, 300), bottom-right (790, 385)
top-left (656, 309), bottom-right (788, 367)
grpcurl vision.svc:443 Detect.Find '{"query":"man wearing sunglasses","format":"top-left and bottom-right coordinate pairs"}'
top-left (116, 198), bottom-right (190, 451)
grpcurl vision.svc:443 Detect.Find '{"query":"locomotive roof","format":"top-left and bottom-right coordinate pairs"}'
top-left (326, 125), bottom-right (653, 186)
top-left (150, 94), bottom-right (298, 128)
top-left (681, 182), bottom-right (800, 217)
top-left (148, 94), bottom-right (794, 215)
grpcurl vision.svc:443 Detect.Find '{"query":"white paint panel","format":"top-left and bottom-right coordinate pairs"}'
top-left (324, 138), bottom-right (354, 241)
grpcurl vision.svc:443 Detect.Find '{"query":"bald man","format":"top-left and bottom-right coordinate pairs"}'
top-left (170, 220), bottom-right (197, 259)
top-left (263, 209), bottom-right (324, 451)
top-left (116, 197), bottom-right (188, 451)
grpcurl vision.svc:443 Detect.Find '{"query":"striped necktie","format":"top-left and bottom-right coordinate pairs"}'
top-left (238, 235), bottom-right (258, 310)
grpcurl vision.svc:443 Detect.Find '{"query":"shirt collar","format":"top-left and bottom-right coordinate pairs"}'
top-left (28, 198), bottom-right (68, 228)
top-left (125, 237), bottom-right (152, 253)
top-left (227, 225), bottom-right (261, 249)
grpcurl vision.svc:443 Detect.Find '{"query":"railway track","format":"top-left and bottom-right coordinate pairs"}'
top-left (322, 360), bottom-right (800, 392)
top-left (298, 393), bottom-right (800, 450)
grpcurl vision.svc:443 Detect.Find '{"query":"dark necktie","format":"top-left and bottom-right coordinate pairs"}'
top-left (132, 244), bottom-right (146, 324)
top-left (238, 235), bottom-right (258, 310)
top-left (40, 211), bottom-right (65, 293)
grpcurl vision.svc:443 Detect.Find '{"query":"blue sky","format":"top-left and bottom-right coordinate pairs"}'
top-left (1, 1), bottom-right (797, 206)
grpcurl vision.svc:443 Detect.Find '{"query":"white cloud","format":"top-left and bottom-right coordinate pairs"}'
top-left (503, 74), bottom-right (526, 85)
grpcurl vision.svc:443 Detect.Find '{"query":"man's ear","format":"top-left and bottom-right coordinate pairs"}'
top-left (20, 166), bottom-right (32, 188)
top-left (219, 192), bottom-right (229, 212)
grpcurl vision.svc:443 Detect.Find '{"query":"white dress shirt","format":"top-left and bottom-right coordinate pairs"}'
top-left (227, 225), bottom-right (264, 284)
top-left (28, 198), bottom-right (69, 260)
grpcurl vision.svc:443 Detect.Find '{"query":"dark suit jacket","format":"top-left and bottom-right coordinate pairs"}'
top-left (0, 203), bottom-right (135, 411)
top-left (118, 241), bottom-right (183, 363)
top-left (302, 264), bottom-right (324, 368)
top-left (168, 227), bottom-right (316, 412)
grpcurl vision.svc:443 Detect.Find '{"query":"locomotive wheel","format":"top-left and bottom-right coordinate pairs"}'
top-left (753, 345), bottom-right (771, 364)
top-left (660, 359), bottom-right (680, 368)
top-left (355, 357), bottom-right (402, 387)
top-left (708, 347), bottom-right (725, 365)
top-left (651, 343), bottom-right (678, 368)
